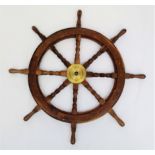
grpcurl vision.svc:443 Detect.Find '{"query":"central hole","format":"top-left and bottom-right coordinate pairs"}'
top-left (74, 71), bottom-right (79, 76)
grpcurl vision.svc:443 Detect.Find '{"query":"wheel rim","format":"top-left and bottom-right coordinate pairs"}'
top-left (28, 27), bottom-right (126, 123)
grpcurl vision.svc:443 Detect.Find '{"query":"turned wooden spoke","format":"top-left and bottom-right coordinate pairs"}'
top-left (46, 79), bottom-right (70, 102)
top-left (72, 84), bottom-right (78, 114)
top-left (83, 29), bottom-right (127, 68)
top-left (82, 80), bottom-right (105, 105)
top-left (87, 71), bottom-right (117, 78)
top-left (87, 71), bottom-right (146, 79)
top-left (71, 84), bottom-right (78, 144)
top-left (74, 35), bottom-right (81, 64)
top-left (70, 11), bottom-right (82, 145)
top-left (36, 70), bottom-right (67, 76)
top-left (9, 68), bottom-right (67, 76)
top-left (74, 10), bottom-right (82, 64)
top-left (109, 109), bottom-right (125, 127)
top-left (83, 46), bottom-right (106, 68)
top-left (32, 26), bottom-right (71, 67)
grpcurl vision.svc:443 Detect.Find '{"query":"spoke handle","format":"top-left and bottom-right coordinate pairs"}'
top-left (125, 73), bottom-right (146, 79)
top-left (77, 10), bottom-right (82, 28)
top-left (32, 26), bottom-right (46, 40)
top-left (71, 123), bottom-right (76, 144)
top-left (23, 105), bottom-right (40, 121)
top-left (9, 68), bottom-right (29, 74)
top-left (111, 29), bottom-right (127, 43)
top-left (109, 109), bottom-right (125, 127)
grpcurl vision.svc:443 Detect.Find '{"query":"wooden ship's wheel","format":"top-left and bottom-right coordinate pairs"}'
top-left (9, 10), bottom-right (146, 144)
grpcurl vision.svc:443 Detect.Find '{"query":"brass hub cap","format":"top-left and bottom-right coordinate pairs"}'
top-left (67, 64), bottom-right (86, 84)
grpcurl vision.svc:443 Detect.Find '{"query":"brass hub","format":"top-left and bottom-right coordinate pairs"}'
top-left (67, 64), bottom-right (86, 84)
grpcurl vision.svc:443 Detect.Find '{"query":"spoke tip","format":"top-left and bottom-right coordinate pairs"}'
top-left (77, 10), bottom-right (82, 16)
top-left (32, 26), bottom-right (38, 32)
top-left (121, 29), bottom-right (127, 34)
top-left (23, 116), bottom-right (29, 121)
top-left (140, 74), bottom-right (146, 79)
top-left (9, 68), bottom-right (12, 73)
top-left (120, 121), bottom-right (125, 127)
top-left (9, 68), bottom-right (16, 73)
top-left (71, 136), bottom-right (76, 144)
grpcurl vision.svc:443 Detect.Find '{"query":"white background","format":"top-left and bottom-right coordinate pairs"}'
top-left (0, 6), bottom-right (154, 149)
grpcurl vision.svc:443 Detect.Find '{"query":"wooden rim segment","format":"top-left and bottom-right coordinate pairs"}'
top-left (28, 27), bottom-right (126, 123)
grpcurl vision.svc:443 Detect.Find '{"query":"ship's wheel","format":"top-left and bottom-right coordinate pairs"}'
top-left (9, 10), bottom-right (146, 144)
